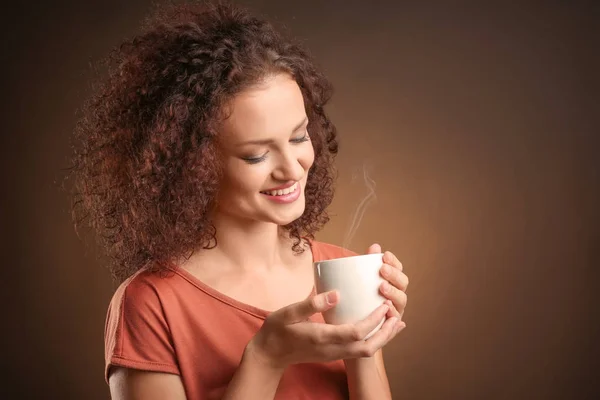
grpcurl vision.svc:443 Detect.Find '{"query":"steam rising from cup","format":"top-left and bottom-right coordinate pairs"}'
top-left (342, 164), bottom-right (377, 254)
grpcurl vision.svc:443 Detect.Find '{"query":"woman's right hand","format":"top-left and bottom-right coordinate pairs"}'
top-left (244, 291), bottom-right (400, 370)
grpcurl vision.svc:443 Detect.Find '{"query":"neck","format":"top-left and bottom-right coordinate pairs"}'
top-left (197, 211), bottom-right (306, 272)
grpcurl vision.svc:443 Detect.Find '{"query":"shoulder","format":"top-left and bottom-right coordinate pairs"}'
top-left (309, 240), bottom-right (358, 261)
top-left (108, 268), bottom-right (175, 312)
top-left (104, 268), bottom-right (182, 383)
top-left (105, 268), bottom-right (184, 337)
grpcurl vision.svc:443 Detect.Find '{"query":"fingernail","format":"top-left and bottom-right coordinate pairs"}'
top-left (381, 264), bottom-right (390, 275)
top-left (326, 292), bottom-right (337, 305)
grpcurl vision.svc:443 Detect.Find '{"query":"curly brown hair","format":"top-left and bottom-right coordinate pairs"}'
top-left (67, 1), bottom-right (339, 282)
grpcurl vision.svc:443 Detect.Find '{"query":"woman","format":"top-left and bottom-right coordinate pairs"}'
top-left (70, 2), bottom-right (409, 399)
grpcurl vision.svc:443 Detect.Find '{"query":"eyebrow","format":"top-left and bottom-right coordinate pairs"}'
top-left (237, 117), bottom-right (308, 147)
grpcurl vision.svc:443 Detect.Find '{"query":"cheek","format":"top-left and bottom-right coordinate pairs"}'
top-left (225, 163), bottom-right (267, 194)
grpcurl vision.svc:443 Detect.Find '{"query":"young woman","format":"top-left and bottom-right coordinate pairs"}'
top-left (70, 2), bottom-right (409, 399)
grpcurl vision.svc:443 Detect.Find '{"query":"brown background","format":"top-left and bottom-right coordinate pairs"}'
top-left (2, 0), bottom-right (598, 399)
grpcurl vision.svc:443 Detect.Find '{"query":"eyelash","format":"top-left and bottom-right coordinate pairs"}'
top-left (243, 134), bottom-right (310, 165)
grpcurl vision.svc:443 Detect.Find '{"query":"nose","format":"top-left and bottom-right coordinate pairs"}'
top-left (271, 148), bottom-right (305, 183)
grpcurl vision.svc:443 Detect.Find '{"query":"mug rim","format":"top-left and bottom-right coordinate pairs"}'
top-left (313, 252), bottom-right (383, 266)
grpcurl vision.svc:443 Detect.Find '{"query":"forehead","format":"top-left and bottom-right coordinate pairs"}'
top-left (219, 74), bottom-right (306, 144)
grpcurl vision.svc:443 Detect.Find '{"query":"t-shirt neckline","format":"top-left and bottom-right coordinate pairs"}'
top-left (171, 238), bottom-right (321, 320)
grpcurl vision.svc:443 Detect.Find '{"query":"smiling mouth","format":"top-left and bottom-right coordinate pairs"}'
top-left (260, 182), bottom-right (299, 196)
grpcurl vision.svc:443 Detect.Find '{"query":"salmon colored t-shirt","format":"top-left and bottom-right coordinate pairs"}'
top-left (104, 240), bottom-right (357, 399)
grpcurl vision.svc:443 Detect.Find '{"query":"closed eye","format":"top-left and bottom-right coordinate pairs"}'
top-left (243, 153), bottom-right (268, 164)
top-left (242, 131), bottom-right (310, 164)
top-left (290, 132), bottom-right (310, 143)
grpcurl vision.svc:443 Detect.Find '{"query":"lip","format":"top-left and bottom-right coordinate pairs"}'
top-left (260, 182), bottom-right (301, 204)
top-left (263, 181), bottom-right (297, 191)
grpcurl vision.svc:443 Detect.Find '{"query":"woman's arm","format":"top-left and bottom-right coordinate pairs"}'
top-left (109, 354), bottom-right (285, 400)
top-left (108, 350), bottom-right (392, 400)
top-left (221, 344), bottom-right (285, 400)
top-left (109, 368), bottom-right (187, 400)
top-left (344, 349), bottom-right (392, 400)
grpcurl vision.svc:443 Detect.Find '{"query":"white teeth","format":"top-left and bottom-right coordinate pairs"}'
top-left (262, 182), bottom-right (298, 196)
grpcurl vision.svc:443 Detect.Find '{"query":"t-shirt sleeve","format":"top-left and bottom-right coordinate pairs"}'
top-left (104, 275), bottom-right (180, 383)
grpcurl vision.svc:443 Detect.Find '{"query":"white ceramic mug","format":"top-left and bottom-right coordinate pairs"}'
top-left (314, 253), bottom-right (386, 339)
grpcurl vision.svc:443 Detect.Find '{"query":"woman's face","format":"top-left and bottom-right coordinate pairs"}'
top-left (215, 73), bottom-right (315, 226)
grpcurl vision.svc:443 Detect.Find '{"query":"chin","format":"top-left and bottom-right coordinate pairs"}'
top-left (269, 204), bottom-right (306, 226)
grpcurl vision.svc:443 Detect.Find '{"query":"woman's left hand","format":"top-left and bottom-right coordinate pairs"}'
top-left (367, 244), bottom-right (409, 331)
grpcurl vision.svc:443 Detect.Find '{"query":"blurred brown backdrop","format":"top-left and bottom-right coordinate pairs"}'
top-left (2, 0), bottom-right (598, 399)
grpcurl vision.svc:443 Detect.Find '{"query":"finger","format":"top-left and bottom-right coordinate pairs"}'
top-left (349, 317), bottom-right (405, 358)
top-left (382, 251), bottom-right (403, 272)
top-left (380, 283), bottom-right (407, 318)
top-left (384, 299), bottom-right (401, 319)
top-left (353, 303), bottom-right (391, 339)
top-left (274, 290), bottom-right (339, 324)
top-left (352, 303), bottom-right (390, 341)
top-left (323, 303), bottom-right (389, 343)
top-left (367, 243), bottom-right (382, 254)
top-left (380, 264), bottom-right (409, 291)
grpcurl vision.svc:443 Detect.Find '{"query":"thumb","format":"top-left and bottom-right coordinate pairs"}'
top-left (274, 290), bottom-right (339, 324)
top-left (367, 243), bottom-right (382, 254)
